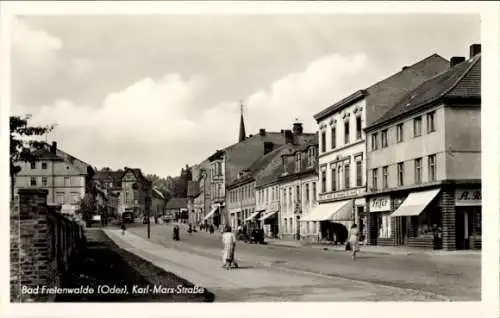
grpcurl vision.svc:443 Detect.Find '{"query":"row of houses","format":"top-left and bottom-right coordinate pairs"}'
top-left (188, 44), bottom-right (481, 251)
top-left (13, 142), bottom-right (166, 223)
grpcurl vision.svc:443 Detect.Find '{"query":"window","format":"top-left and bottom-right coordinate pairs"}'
top-left (356, 116), bottom-right (362, 140)
top-left (396, 123), bottom-right (404, 143)
top-left (344, 120), bottom-right (350, 144)
top-left (413, 116), bottom-right (422, 137)
top-left (296, 185), bottom-right (300, 202)
top-left (381, 129), bottom-right (388, 148)
top-left (338, 168), bottom-right (342, 190)
top-left (428, 154), bottom-right (436, 181)
top-left (344, 163), bottom-right (350, 189)
top-left (382, 166), bottom-right (389, 189)
top-left (41, 162), bottom-right (47, 169)
top-left (426, 111), bottom-right (435, 133)
top-left (56, 192), bottom-right (64, 204)
top-left (30, 177), bottom-right (37, 186)
top-left (30, 162), bottom-right (36, 169)
top-left (312, 182), bottom-right (317, 202)
top-left (331, 167), bottom-right (337, 191)
top-left (42, 177), bottom-right (47, 186)
top-left (283, 190), bottom-right (287, 210)
top-left (356, 160), bottom-right (362, 187)
top-left (305, 183), bottom-right (310, 202)
top-left (308, 147), bottom-right (316, 167)
top-left (266, 188), bottom-right (269, 202)
top-left (64, 177), bottom-right (70, 186)
top-left (288, 187), bottom-right (292, 206)
top-left (397, 162), bottom-right (405, 186)
top-left (331, 127), bottom-right (336, 149)
top-left (371, 133), bottom-right (378, 151)
top-left (321, 169), bottom-right (327, 193)
top-left (372, 168), bottom-right (378, 190)
top-left (71, 192), bottom-right (80, 204)
top-left (321, 131), bottom-right (326, 153)
top-left (296, 153), bottom-right (302, 173)
top-left (415, 158), bottom-right (422, 184)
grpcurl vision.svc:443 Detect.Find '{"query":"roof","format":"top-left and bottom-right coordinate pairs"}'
top-left (94, 170), bottom-right (123, 181)
top-left (121, 167), bottom-right (150, 183)
top-left (166, 197), bottom-right (187, 209)
top-left (31, 149), bottom-right (65, 161)
top-left (254, 144), bottom-right (304, 188)
top-left (367, 54), bottom-right (481, 130)
top-left (313, 53), bottom-right (449, 122)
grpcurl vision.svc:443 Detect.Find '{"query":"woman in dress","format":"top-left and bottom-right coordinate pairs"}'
top-left (348, 224), bottom-right (360, 260)
top-left (222, 225), bottom-right (238, 269)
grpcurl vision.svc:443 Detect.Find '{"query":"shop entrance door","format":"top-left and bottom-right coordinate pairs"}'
top-left (455, 208), bottom-right (474, 250)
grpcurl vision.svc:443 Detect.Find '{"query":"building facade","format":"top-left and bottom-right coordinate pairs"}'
top-left (120, 167), bottom-right (152, 221)
top-left (311, 54), bottom-right (450, 243)
top-left (152, 187), bottom-right (166, 221)
top-left (364, 45), bottom-right (481, 250)
top-left (278, 139), bottom-right (320, 241)
top-left (13, 142), bottom-right (94, 210)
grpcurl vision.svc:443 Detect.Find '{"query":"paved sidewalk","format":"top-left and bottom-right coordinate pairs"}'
top-left (103, 229), bottom-right (447, 301)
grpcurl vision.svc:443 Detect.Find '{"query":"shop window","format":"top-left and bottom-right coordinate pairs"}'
top-left (473, 209), bottom-right (482, 235)
top-left (416, 208), bottom-right (442, 237)
top-left (378, 214), bottom-right (392, 238)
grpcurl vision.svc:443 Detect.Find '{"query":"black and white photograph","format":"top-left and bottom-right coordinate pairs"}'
top-left (2, 1), bottom-right (499, 317)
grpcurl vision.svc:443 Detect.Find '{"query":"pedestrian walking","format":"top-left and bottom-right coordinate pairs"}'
top-left (222, 225), bottom-right (238, 270)
top-left (121, 222), bottom-right (126, 235)
top-left (347, 224), bottom-right (360, 260)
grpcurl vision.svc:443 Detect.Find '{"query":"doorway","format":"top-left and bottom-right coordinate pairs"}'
top-left (456, 208), bottom-right (474, 250)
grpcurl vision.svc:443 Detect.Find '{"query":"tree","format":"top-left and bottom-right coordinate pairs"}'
top-left (77, 193), bottom-right (96, 227)
top-left (10, 115), bottom-right (54, 201)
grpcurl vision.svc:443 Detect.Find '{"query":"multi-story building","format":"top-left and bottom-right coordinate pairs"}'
top-left (165, 198), bottom-right (188, 222)
top-left (364, 44), bottom-right (481, 251)
top-left (120, 167), bottom-right (153, 221)
top-left (278, 137), bottom-right (319, 241)
top-left (311, 53), bottom-right (450, 243)
top-left (190, 160), bottom-right (211, 225)
top-left (13, 142), bottom-right (95, 211)
top-left (202, 106), bottom-right (314, 227)
top-left (226, 143), bottom-right (300, 232)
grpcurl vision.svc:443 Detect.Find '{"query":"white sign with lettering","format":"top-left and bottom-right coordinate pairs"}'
top-left (455, 189), bottom-right (481, 206)
top-left (370, 196), bottom-right (391, 212)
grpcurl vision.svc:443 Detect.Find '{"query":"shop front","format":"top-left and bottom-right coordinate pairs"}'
top-left (367, 195), bottom-right (393, 246)
top-left (301, 199), bottom-right (355, 244)
top-left (454, 188), bottom-right (481, 250)
top-left (260, 209), bottom-right (279, 238)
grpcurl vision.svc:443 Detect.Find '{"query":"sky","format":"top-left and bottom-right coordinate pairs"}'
top-left (10, 14), bottom-right (480, 178)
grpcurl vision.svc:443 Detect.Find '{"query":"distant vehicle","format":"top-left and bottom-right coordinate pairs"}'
top-left (122, 212), bottom-right (134, 223)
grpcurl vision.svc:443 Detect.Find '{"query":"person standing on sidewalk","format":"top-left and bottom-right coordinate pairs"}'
top-left (222, 225), bottom-right (238, 269)
top-left (348, 224), bottom-right (360, 260)
top-left (121, 221), bottom-right (126, 235)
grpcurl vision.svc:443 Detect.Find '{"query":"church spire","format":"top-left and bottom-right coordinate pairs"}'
top-left (238, 100), bottom-right (246, 142)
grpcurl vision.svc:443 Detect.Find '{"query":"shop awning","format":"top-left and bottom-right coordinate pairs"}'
top-left (203, 206), bottom-right (218, 220)
top-left (260, 210), bottom-right (278, 221)
top-left (244, 210), bottom-right (261, 221)
top-left (390, 188), bottom-right (441, 217)
top-left (301, 200), bottom-right (353, 222)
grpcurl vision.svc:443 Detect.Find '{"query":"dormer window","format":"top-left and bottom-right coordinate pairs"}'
top-left (295, 153), bottom-right (302, 173)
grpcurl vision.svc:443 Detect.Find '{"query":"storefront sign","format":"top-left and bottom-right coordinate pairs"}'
top-left (369, 196), bottom-right (391, 212)
top-left (319, 187), bottom-right (365, 202)
top-left (455, 189), bottom-right (481, 206)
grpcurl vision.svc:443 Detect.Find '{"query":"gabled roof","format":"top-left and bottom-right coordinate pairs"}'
top-left (31, 149), bottom-right (65, 161)
top-left (166, 197), bottom-right (187, 209)
top-left (367, 54), bottom-right (481, 130)
top-left (121, 167), bottom-right (150, 183)
top-left (95, 170), bottom-right (123, 181)
top-left (313, 53), bottom-right (449, 122)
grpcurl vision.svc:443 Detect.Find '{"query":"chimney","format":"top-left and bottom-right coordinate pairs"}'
top-left (51, 142), bottom-right (57, 154)
top-left (402, 66), bottom-right (409, 71)
top-left (450, 56), bottom-right (466, 67)
top-left (469, 44), bottom-right (481, 58)
top-left (284, 130), bottom-right (294, 144)
top-left (264, 142), bottom-right (274, 154)
top-left (259, 128), bottom-right (266, 136)
top-left (292, 122), bottom-right (303, 135)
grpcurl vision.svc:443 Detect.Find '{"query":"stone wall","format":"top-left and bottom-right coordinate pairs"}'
top-left (10, 189), bottom-right (85, 302)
